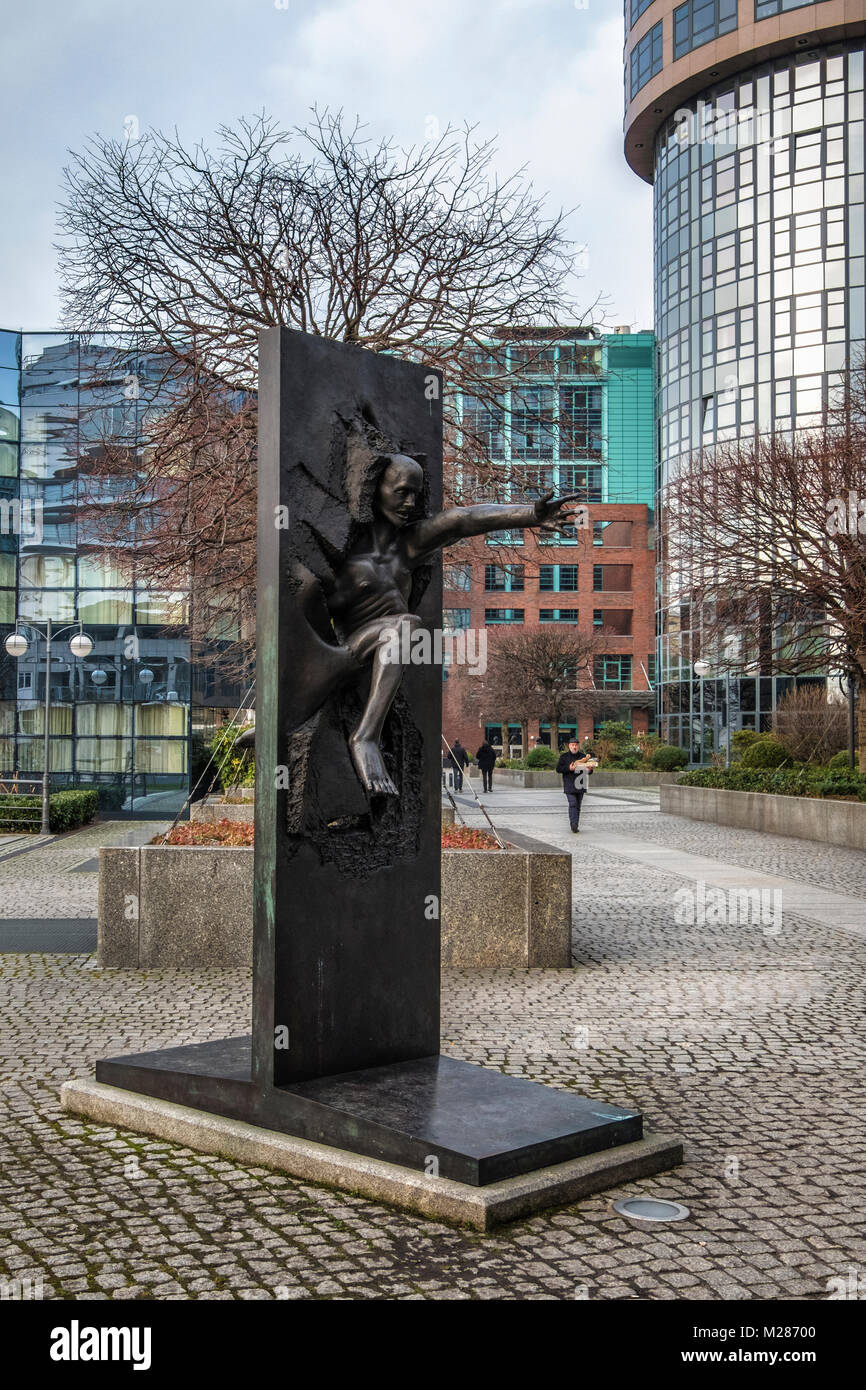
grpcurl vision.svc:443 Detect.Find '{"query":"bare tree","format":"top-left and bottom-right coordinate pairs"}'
top-left (57, 110), bottom-right (587, 670)
top-left (461, 626), bottom-right (602, 752)
top-left (771, 686), bottom-right (848, 765)
top-left (662, 365), bottom-right (866, 765)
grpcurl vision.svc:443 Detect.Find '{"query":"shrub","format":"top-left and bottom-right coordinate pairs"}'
top-left (678, 767), bottom-right (866, 799)
top-left (0, 789), bottom-right (99, 833)
top-left (828, 749), bottom-right (853, 771)
top-left (209, 725), bottom-right (255, 791)
top-left (525, 746), bottom-right (558, 769)
top-left (740, 736), bottom-right (790, 769)
top-left (731, 729), bottom-right (761, 761)
top-left (596, 720), bottom-right (632, 745)
top-left (0, 795), bottom-right (41, 833)
top-left (156, 818), bottom-right (254, 846)
top-left (651, 745), bottom-right (689, 770)
top-left (607, 753), bottom-right (643, 769)
top-left (772, 685), bottom-right (848, 764)
top-left (49, 790), bottom-right (99, 832)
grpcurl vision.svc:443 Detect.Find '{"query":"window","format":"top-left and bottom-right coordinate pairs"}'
top-left (629, 0), bottom-right (655, 26)
top-left (594, 655), bottom-right (633, 689)
top-left (444, 563), bottom-right (471, 591)
top-left (484, 608), bottom-right (524, 625)
top-left (486, 530), bottom-right (524, 546)
top-left (559, 386), bottom-right (602, 459)
top-left (559, 464), bottom-right (603, 503)
top-left (539, 564), bottom-right (578, 591)
top-left (630, 21), bottom-right (663, 100)
top-left (539, 609), bottom-right (578, 623)
top-left (462, 395), bottom-right (504, 457)
top-left (593, 610), bottom-right (604, 627)
top-left (673, 0), bottom-right (736, 61)
top-left (444, 608), bottom-right (470, 630)
top-left (756, 0), bottom-right (829, 16)
top-left (484, 564), bottom-right (524, 592)
top-left (511, 387), bottom-right (555, 460)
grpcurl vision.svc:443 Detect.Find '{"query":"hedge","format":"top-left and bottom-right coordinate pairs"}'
top-left (677, 767), bottom-right (866, 800)
top-left (0, 789), bottom-right (99, 833)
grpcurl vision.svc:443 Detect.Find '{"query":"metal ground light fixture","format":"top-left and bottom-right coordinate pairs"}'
top-left (4, 619), bottom-right (94, 833)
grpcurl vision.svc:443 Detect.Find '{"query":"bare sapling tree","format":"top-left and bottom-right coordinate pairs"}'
top-left (662, 364), bottom-right (866, 766)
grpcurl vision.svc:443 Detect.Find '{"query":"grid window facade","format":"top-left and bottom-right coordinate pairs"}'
top-left (630, 21), bottom-right (663, 100)
top-left (484, 564), bottom-right (524, 591)
top-left (484, 608), bottom-right (524, 625)
top-left (0, 330), bottom-right (247, 813)
top-left (538, 564), bottom-right (578, 591)
top-left (756, 0), bottom-right (830, 16)
top-left (444, 608), bottom-right (471, 629)
top-left (539, 609), bottom-right (579, 623)
top-left (673, 0), bottom-right (737, 61)
top-left (654, 45), bottom-right (865, 762)
top-left (594, 655), bottom-right (633, 689)
top-left (444, 563), bottom-right (471, 591)
top-left (629, 0), bottom-right (655, 27)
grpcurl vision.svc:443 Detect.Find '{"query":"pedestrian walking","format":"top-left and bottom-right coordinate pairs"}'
top-left (475, 740), bottom-right (497, 793)
top-left (555, 738), bottom-right (596, 833)
top-left (448, 738), bottom-right (470, 792)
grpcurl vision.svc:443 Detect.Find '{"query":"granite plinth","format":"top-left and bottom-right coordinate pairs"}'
top-left (62, 1078), bottom-right (682, 1231)
top-left (94, 1037), bottom-right (643, 1187)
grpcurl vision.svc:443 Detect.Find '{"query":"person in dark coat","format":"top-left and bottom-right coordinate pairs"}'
top-left (556, 738), bottom-right (596, 833)
top-left (475, 740), bottom-right (497, 793)
top-left (448, 739), bottom-right (470, 791)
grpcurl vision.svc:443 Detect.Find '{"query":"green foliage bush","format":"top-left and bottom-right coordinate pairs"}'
top-left (731, 729), bottom-right (761, 761)
top-left (739, 736), bottom-right (790, 769)
top-left (678, 767), bottom-right (866, 800)
top-left (651, 745), bottom-right (689, 770)
top-left (828, 749), bottom-right (853, 772)
top-left (595, 720), bottom-right (632, 745)
top-left (0, 789), bottom-right (99, 833)
top-left (50, 790), bottom-right (99, 832)
top-left (525, 746), bottom-right (558, 769)
top-left (209, 725), bottom-right (255, 791)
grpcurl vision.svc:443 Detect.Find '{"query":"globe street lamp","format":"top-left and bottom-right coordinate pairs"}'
top-left (4, 619), bottom-right (94, 833)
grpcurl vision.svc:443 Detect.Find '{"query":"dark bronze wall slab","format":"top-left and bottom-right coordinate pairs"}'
top-left (253, 328), bottom-right (443, 1086)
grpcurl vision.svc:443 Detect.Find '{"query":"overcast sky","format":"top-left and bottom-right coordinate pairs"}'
top-left (0, 0), bottom-right (653, 333)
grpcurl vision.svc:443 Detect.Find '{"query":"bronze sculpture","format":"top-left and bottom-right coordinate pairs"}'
top-left (240, 450), bottom-right (580, 798)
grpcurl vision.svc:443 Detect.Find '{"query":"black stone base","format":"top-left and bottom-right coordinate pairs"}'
top-left (95, 1038), bottom-right (642, 1187)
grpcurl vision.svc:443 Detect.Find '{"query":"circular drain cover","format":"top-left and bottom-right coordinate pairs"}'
top-left (614, 1197), bottom-right (690, 1223)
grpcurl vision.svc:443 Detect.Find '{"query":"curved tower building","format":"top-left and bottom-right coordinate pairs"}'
top-left (624, 1), bottom-right (866, 759)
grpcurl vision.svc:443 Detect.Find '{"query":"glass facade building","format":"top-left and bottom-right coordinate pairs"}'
top-left (0, 330), bottom-right (243, 815)
top-left (623, 3), bottom-right (866, 761)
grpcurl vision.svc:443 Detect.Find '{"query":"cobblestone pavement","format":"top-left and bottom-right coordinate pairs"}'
top-left (1, 797), bottom-right (866, 1301)
top-left (0, 820), bottom-right (170, 921)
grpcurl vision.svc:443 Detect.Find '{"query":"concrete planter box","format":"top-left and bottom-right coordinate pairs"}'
top-left (661, 783), bottom-right (866, 851)
top-left (493, 768), bottom-right (682, 790)
top-left (190, 796), bottom-right (255, 824)
top-left (440, 829), bottom-right (571, 968)
top-left (98, 829), bottom-right (571, 970)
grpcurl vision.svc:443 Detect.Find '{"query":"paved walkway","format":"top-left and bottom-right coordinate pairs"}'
top-left (1, 792), bottom-right (865, 1300)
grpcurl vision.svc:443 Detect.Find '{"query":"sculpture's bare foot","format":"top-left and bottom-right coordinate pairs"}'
top-left (350, 735), bottom-right (398, 797)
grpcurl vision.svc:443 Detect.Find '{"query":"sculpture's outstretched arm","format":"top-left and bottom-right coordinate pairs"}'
top-left (406, 491), bottom-right (584, 564)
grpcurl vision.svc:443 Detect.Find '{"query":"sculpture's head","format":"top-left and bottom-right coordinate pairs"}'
top-left (374, 454), bottom-right (424, 528)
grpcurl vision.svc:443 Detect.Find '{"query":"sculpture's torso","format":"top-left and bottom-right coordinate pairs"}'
top-left (328, 528), bottom-right (414, 635)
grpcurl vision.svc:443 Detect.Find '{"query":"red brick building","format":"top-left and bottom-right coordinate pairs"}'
top-left (442, 502), bottom-right (656, 757)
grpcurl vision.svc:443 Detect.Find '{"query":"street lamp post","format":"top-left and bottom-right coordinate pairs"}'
top-left (4, 619), bottom-right (93, 833)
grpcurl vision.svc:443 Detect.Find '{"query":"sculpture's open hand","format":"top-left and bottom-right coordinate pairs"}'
top-left (533, 490), bottom-right (583, 532)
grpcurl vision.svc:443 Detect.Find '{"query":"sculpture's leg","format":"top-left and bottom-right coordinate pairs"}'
top-left (346, 614), bottom-right (419, 797)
